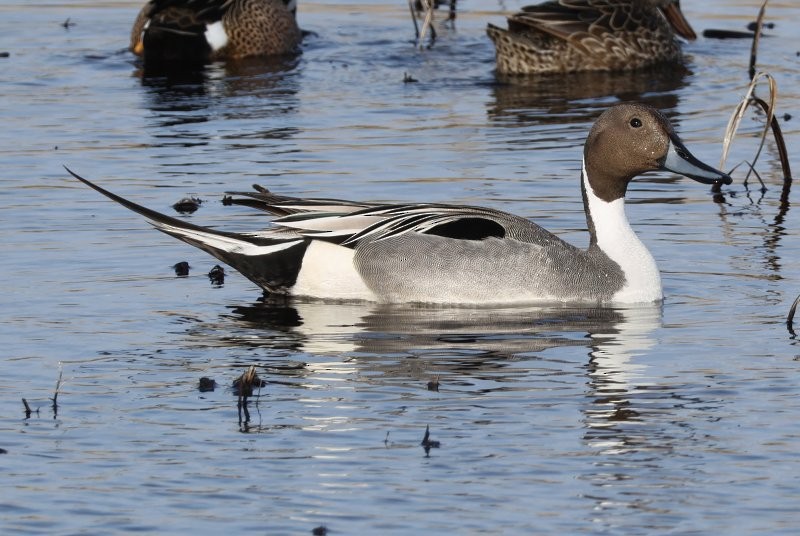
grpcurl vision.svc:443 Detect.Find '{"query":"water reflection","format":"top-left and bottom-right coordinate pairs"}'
top-left (137, 56), bottom-right (301, 132)
top-left (488, 66), bottom-right (689, 125)
top-left (206, 297), bottom-right (662, 362)
top-left (579, 304), bottom-right (714, 527)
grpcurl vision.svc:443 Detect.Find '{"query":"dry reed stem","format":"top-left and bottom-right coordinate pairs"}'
top-left (719, 0), bottom-right (792, 183)
top-left (719, 72), bottom-right (777, 173)
top-left (788, 294), bottom-right (800, 335)
top-left (748, 0), bottom-right (769, 80)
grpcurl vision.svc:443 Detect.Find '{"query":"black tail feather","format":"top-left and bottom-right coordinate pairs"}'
top-left (65, 167), bottom-right (308, 293)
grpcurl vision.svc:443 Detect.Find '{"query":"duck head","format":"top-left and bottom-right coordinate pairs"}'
top-left (583, 103), bottom-right (731, 203)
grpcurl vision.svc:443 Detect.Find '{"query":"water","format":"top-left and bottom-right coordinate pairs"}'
top-left (2, 0), bottom-right (800, 533)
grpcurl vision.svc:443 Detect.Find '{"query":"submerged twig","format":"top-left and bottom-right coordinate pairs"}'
top-left (50, 364), bottom-right (63, 418)
top-left (420, 424), bottom-right (441, 456)
top-left (751, 96), bottom-right (792, 180)
top-left (234, 365), bottom-right (264, 426)
top-left (22, 398), bottom-right (34, 418)
top-left (788, 294), bottom-right (800, 335)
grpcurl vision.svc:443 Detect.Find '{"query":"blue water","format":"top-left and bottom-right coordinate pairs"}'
top-left (1, 0), bottom-right (800, 534)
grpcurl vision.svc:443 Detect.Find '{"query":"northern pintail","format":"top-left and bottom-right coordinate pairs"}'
top-left (130, 0), bottom-right (302, 65)
top-left (487, 0), bottom-right (697, 74)
top-left (67, 103), bottom-right (730, 305)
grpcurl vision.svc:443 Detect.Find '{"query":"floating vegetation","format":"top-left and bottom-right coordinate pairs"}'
top-left (234, 365), bottom-right (265, 426)
top-left (198, 377), bottom-right (216, 392)
top-left (426, 375), bottom-right (440, 391)
top-left (702, 29), bottom-right (755, 39)
top-left (173, 261), bottom-right (190, 277)
top-left (172, 197), bottom-right (202, 214)
top-left (208, 265), bottom-right (225, 286)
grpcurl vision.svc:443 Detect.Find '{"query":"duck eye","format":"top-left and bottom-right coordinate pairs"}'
top-left (630, 118), bottom-right (642, 128)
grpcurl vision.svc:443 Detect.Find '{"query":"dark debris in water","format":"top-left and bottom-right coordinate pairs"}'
top-left (0, 52), bottom-right (9, 58)
top-left (420, 424), bottom-right (440, 456)
top-left (235, 365), bottom-right (265, 427)
top-left (198, 377), bottom-right (216, 392)
top-left (788, 294), bottom-right (800, 336)
top-left (403, 72), bottom-right (418, 83)
top-left (208, 265), bottom-right (225, 286)
top-left (173, 261), bottom-right (190, 277)
top-left (22, 398), bottom-right (36, 418)
top-left (172, 197), bottom-right (202, 214)
top-left (748, 21), bottom-right (774, 31)
top-left (233, 366), bottom-right (265, 397)
top-left (312, 527), bottom-right (328, 536)
top-left (427, 375), bottom-right (440, 391)
top-left (61, 18), bottom-right (76, 29)
top-left (702, 29), bottom-right (755, 39)
top-left (704, 19), bottom-right (774, 40)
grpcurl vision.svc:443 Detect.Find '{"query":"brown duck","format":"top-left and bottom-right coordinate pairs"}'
top-left (487, 0), bottom-right (697, 75)
top-left (130, 0), bottom-right (302, 65)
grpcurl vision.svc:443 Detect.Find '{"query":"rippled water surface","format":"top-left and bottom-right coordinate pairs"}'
top-left (2, 0), bottom-right (800, 534)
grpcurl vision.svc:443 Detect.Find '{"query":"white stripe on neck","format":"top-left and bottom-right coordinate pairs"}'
top-left (582, 160), bottom-right (662, 303)
top-left (204, 21), bottom-right (229, 51)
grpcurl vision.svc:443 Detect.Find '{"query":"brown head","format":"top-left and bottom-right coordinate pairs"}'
top-left (583, 103), bottom-right (730, 203)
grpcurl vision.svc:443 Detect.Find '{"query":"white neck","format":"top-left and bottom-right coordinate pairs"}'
top-left (582, 161), bottom-right (662, 303)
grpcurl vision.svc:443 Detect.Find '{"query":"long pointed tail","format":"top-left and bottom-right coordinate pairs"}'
top-left (65, 167), bottom-right (308, 294)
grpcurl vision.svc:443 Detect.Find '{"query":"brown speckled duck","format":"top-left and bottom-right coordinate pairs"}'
top-left (487, 0), bottom-right (697, 75)
top-left (130, 0), bottom-right (302, 65)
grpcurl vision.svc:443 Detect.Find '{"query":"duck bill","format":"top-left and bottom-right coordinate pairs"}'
top-left (661, 135), bottom-right (732, 185)
top-left (661, 1), bottom-right (697, 41)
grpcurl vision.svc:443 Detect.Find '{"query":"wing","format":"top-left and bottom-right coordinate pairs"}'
top-left (351, 230), bottom-right (615, 304)
top-left (146, 0), bottom-right (231, 22)
top-left (509, 0), bottom-right (653, 55)
top-left (223, 185), bottom-right (376, 216)
top-left (223, 185), bottom-right (564, 247)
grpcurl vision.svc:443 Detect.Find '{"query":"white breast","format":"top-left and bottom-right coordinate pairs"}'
top-left (582, 162), bottom-right (662, 303)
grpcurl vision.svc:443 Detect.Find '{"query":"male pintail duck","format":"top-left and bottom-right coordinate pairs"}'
top-left (67, 103), bottom-right (730, 305)
top-left (487, 0), bottom-right (697, 74)
top-left (130, 0), bottom-right (302, 65)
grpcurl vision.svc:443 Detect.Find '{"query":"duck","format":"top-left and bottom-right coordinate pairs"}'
top-left (487, 0), bottom-right (697, 75)
top-left (66, 103), bottom-right (730, 305)
top-left (129, 0), bottom-right (302, 65)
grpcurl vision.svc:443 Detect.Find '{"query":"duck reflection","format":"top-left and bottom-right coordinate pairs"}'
top-left (213, 298), bottom-right (661, 373)
top-left (488, 66), bottom-right (688, 125)
top-left (579, 304), bottom-right (715, 526)
top-left (136, 56), bottom-right (301, 132)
